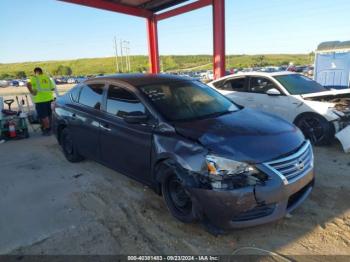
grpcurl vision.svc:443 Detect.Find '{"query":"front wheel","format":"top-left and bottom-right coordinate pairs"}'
top-left (295, 114), bottom-right (334, 146)
top-left (61, 128), bottom-right (84, 162)
top-left (162, 172), bottom-right (196, 223)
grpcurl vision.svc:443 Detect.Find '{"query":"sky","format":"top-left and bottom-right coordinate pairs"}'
top-left (0, 0), bottom-right (350, 63)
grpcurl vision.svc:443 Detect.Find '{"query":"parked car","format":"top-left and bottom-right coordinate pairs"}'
top-left (0, 80), bottom-right (9, 88)
top-left (10, 80), bottom-right (19, 87)
top-left (209, 72), bottom-right (350, 146)
top-left (53, 74), bottom-right (314, 232)
top-left (67, 76), bottom-right (87, 84)
top-left (259, 66), bottom-right (283, 73)
top-left (76, 76), bottom-right (87, 83)
top-left (206, 70), bottom-right (214, 81)
top-left (295, 66), bottom-right (308, 73)
top-left (18, 80), bottom-right (27, 86)
top-left (67, 78), bottom-right (78, 84)
top-left (54, 78), bottom-right (68, 85)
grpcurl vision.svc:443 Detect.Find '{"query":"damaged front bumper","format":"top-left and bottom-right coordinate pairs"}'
top-left (335, 125), bottom-right (350, 153)
top-left (187, 142), bottom-right (315, 229)
top-left (333, 115), bottom-right (350, 153)
top-left (188, 171), bottom-right (314, 229)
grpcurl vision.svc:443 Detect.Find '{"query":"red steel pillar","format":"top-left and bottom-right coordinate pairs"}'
top-left (213, 0), bottom-right (226, 79)
top-left (147, 16), bottom-right (160, 74)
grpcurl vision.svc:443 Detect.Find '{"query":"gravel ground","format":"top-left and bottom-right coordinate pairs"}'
top-left (0, 131), bottom-right (349, 256)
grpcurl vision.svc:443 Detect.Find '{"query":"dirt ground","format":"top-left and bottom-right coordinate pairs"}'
top-left (0, 129), bottom-right (349, 257)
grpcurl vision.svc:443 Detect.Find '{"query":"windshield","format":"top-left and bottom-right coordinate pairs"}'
top-left (140, 81), bottom-right (238, 121)
top-left (274, 74), bottom-right (329, 95)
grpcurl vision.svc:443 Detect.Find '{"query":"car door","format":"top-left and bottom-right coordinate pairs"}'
top-left (213, 76), bottom-right (253, 107)
top-left (247, 76), bottom-right (292, 119)
top-left (99, 84), bottom-right (154, 183)
top-left (70, 82), bottom-right (105, 160)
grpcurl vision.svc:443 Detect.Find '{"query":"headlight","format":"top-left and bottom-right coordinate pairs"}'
top-left (206, 155), bottom-right (265, 189)
top-left (206, 155), bottom-right (250, 176)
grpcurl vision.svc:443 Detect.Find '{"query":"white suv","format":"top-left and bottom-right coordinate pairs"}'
top-left (209, 72), bottom-right (350, 146)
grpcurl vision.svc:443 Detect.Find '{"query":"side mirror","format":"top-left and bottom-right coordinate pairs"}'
top-left (266, 88), bottom-right (281, 96)
top-left (123, 112), bottom-right (149, 124)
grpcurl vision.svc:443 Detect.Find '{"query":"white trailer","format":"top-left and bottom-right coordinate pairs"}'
top-left (314, 41), bottom-right (350, 89)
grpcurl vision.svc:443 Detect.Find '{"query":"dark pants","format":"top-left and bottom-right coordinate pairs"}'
top-left (35, 101), bottom-right (52, 119)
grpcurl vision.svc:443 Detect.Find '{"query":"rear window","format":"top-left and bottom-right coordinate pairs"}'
top-left (79, 84), bottom-right (104, 110)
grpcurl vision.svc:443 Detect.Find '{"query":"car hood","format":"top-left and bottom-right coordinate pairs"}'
top-left (301, 89), bottom-right (350, 99)
top-left (299, 90), bottom-right (350, 117)
top-left (174, 108), bottom-right (304, 164)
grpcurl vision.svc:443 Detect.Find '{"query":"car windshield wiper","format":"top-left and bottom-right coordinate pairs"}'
top-left (183, 110), bottom-right (233, 122)
top-left (171, 108), bottom-right (237, 122)
top-left (203, 110), bottom-right (233, 119)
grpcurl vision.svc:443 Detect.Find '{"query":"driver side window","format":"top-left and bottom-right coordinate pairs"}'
top-left (249, 77), bottom-right (278, 94)
top-left (106, 85), bottom-right (146, 118)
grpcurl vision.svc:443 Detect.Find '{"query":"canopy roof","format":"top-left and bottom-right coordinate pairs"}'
top-left (59, 0), bottom-right (227, 79)
top-left (60, 0), bottom-right (193, 17)
top-left (107, 0), bottom-right (189, 12)
top-left (317, 41), bottom-right (350, 52)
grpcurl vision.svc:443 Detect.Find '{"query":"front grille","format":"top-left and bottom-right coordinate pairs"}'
top-left (232, 204), bottom-right (276, 222)
top-left (264, 141), bottom-right (313, 182)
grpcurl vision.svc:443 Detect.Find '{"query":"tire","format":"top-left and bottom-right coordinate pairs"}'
top-left (295, 113), bottom-right (334, 146)
top-left (60, 128), bottom-right (84, 162)
top-left (161, 168), bottom-right (196, 223)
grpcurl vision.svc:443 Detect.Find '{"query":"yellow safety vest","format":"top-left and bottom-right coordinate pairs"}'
top-left (29, 74), bottom-right (55, 103)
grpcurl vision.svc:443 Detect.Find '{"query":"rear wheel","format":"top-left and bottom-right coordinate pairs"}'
top-left (295, 114), bottom-right (334, 146)
top-left (61, 128), bottom-right (84, 162)
top-left (161, 171), bottom-right (196, 223)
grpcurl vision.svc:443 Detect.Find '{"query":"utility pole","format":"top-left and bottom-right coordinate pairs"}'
top-left (124, 41), bottom-right (131, 72)
top-left (114, 36), bottom-right (119, 73)
top-left (127, 44), bottom-right (131, 72)
top-left (116, 38), bottom-right (131, 72)
top-left (120, 39), bottom-right (124, 72)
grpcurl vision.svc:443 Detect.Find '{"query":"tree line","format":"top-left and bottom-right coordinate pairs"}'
top-left (0, 54), bottom-right (313, 80)
top-left (0, 65), bottom-right (73, 80)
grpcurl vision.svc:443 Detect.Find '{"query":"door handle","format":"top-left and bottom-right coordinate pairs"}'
top-left (100, 123), bottom-right (111, 132)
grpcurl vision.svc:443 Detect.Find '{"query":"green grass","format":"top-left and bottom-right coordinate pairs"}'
top-left (0, 54), bottom-right (313, 79)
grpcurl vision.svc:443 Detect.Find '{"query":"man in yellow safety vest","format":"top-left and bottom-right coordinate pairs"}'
top-left (27, 67), bottom-right (56, 135)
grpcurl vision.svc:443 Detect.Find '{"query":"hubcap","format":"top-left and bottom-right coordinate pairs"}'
top-left (299, 118), bottom-right (324, 144)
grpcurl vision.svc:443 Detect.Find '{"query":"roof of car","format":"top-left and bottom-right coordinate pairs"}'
top-left (211, 71), bottom-right (296, 82)
top-left (85, 73), bottom-right (193, 87)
